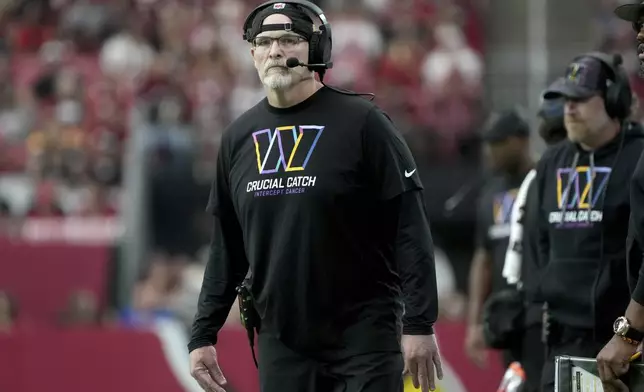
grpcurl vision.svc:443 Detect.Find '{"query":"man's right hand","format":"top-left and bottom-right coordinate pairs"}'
top-left (190, 345), bottom-right (227, 392)
top-left (464, 324), bottom-right (488, 368)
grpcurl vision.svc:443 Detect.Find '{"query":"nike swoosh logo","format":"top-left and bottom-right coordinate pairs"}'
top-left (404, 169), bottom-right (416, 178)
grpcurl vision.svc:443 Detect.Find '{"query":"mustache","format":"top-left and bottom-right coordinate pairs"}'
top-left (265, 62), bottom-right (287, 70)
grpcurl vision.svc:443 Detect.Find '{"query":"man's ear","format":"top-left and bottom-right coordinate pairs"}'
top-left (249, 46), bottom-right (257, 68)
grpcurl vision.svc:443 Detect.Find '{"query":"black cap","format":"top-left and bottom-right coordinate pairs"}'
top-left (543, 56), bottom-right (611, 100)
top-left (614, 1), bottom-right (644, 22)
top-left (538, 82), bottom-right (565, 120)
top-left (248, 3), bottom-right (314, 42)
top-left (481, 108), bottom-right (530, 143)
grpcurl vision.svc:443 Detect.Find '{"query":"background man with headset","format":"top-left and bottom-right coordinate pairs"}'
top-left (535, 52), bottom-right (644, 391)
top-left (185, 1), bottom-right (443, 392)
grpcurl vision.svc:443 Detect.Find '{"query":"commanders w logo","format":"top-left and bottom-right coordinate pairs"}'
top-left (556, 166), bottom-right (612, 209)
top-left (252, 125), bottom-right (324, 174)
top-left (566, 62), bottom-right (587, 85)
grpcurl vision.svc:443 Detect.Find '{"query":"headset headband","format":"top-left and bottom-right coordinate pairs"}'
top-left (242, 0), bottom-right (332, 43)
top-left (576, 51), bottom-right (622, 81)
top-left (242, 0), bottom-right (334, 76)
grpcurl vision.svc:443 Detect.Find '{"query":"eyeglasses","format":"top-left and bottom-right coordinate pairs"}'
top-left (252, 35), bottom-right (306, 50)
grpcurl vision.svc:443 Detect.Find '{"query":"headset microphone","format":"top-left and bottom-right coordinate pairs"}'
top-left (285, 57), bottom-right (375, 101)
top-left (286, 57), bottom-right (329, 69)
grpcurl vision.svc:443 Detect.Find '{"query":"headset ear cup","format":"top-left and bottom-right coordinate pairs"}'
top-left (619, 74), bottom-right (633, 119)
top-left (611, 70), bottom-right (632, 119)
top-left (607, 86), bottom-right (625, 119)
top-left (321, 29), bottom-right (332, 64)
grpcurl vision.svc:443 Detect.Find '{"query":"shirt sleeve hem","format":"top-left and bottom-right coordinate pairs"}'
top-left (402, 324), bottom-right (435, 335)
top-left (187, 337), bottom-right (217, 353)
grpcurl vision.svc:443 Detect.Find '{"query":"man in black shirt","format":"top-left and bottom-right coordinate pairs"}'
top-left (465, 108), bottom-right (534, 368)
top-left (595, 4), bottom-right (644, 390)
top-left (187, 1), bottom-right (442, 392)
top-left (535, 52), bottom-right (644, 392)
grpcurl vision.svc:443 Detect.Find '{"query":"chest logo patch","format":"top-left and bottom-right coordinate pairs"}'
top-left (549, 165), bottom-right (612, 228)
top-left (247, 125), bottom-right (325, 197)
top-left (253, 125), bottom-right (324, 174)
top-left (488, 189), bottom-right (517, 240)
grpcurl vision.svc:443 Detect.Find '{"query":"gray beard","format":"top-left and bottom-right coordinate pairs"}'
top-left (262, 70), bottom-right (293, 90)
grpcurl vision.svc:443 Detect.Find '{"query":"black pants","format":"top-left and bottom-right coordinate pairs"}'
top-left (258, 334), bottom-right (404, 392)
top-left (540, 327), bottom-right (606, 392)
top-left (499, 324), bottom-right (545, 392)
top-left (521, 324), bottom-right (546, 392)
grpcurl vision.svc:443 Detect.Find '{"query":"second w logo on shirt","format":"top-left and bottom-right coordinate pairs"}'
top-left (549, 165), bottom-right (612, 227)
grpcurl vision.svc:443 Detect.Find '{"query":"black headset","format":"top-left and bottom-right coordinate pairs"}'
top-left (573, 51), bottom-right (632, 120)
top-left (242, 0), bottom-right (333, 70)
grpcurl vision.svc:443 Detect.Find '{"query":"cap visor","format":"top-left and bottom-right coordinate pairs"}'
top-left (614, 3), bottom-right (643, 22)
top-left (543, 80), bottom-right (595, 100)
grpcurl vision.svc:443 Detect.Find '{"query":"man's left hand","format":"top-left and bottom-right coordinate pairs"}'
top-left (596, 335), bottom-right (639, 392)
top-left (402, 334), bottom-right (443, 392)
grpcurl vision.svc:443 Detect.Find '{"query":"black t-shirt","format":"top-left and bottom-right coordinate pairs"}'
top-left (190, 87), bottom-right (435, 357)
top-left (475, 175), bottom-right (524, 293)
